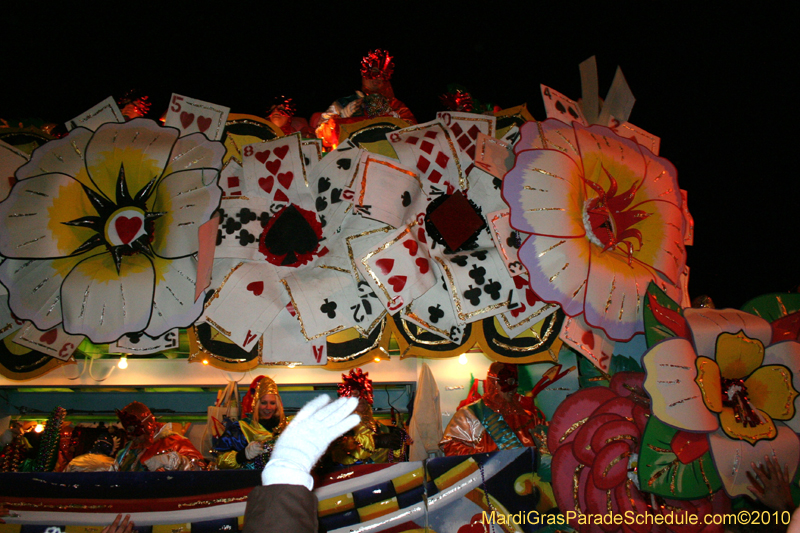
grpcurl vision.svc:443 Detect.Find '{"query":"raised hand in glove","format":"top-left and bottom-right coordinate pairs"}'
top-left (244, 440), bottom-right (264, 460)
top-left (261, 395), bottom-right (359, 490)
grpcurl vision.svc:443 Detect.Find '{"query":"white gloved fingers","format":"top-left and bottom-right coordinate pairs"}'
top-left (311, 396), bottom-right (358, 426)
top-left (291, 394), bottom-right (332, 424)
top-left (327, 413), bottom-right (361, 441)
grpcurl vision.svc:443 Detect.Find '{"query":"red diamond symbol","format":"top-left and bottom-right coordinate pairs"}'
top-left (467, 125), bottom-right (481, 139)
top-left (227, 176), bottom-right (240, 188)
top-left (405, 136), bottom-right (420, 145)
top-left (417, 155), bottom-right (430, 173)
top-left (420, 140), bottom-right (434, 154)
top-left (424, 131), bottom-right (438, 139)
top-left (435, 152), bottom-right (449, 168)
top-left (429, 170), bottom-right (442, 183)
top-left (450, 123), bottom-right (463, 137)
top-left (457, 135), bottom-right (471, 150)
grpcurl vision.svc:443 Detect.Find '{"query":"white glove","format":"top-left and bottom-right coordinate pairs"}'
top-left (244, 440), bottom-right (264, 460)
top-left (261, 395), bottom-right (359, 490)
top-left (144, 451), bottom-right (179, 471)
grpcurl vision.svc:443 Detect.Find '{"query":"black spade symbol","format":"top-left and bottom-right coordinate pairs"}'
top-left (316, 196), bottom-right (328, 212)
top-left (568, 106), bottom-right (579, 119)
top-left (401, 191), bottom-right (411, 207)
top-left (336, 159), bottom-right (351, 170)
top-left (261, 205), bottom-right (319, 266)
top-left (330, 188), bottom-right (342, 204)
top-left (555, 101), bottom-right (567, 114)
top-left (318, 177), bottom-right (331, 194)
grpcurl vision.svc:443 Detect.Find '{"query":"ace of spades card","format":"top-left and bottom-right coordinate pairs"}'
top-left (66, 96), bottom-right (124, 132)
top-left (360, 223), bottom-right (436, 315)
top-left (387, 120), bottom-right (466, 196)
top-left (202, 262), bottom-right (286, 351)
top-left (164, 94), bottom-right (229, 140)
top-left (346, 152), bottom-right (426, 229)
top-left (260, 305), bottom-right (327, 366)
top-left (14, 322), bottom-right (83, 361)
top-left (540, 85), bottom-right (588, 126)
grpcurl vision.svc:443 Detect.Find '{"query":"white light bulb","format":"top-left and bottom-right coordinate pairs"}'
top-left (118, 356), bottom-right (128, 369)
top-left (459, 353), bottom-right (468, 365)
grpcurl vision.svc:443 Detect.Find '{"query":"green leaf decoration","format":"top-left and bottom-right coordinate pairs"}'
top-left (643, 281), bottom-right (686, 349)
top-left (609, 354), bottom-right (643, 374)
top-left (576, 345), bottom-right (610, 389)
top-left (638, 416), bottom-right (722, 500)
top-left (741, 293), bottom-right (800, 322)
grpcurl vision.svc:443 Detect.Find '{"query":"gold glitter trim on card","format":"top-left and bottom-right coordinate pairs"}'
top-left (434, 257), bottom-right (510, 321)
top-left (492, 310), bottom-right (559, 353)
top-left (402, 311), bottom-right (452, 341)
top-left (203, 261), bottom-right (246, 308)
top-left (204, 318), bottom-right (232, 337)
top-left (358, 156), bottom-right (422, 207)
top-left (361, 224), bottom-right (416, 300)
top-left (347, 225), bottom-right (393, 284)
top-left (327, 318), bottom-right (388, 362)
top-left (280, 279), bottom-right (346, 341)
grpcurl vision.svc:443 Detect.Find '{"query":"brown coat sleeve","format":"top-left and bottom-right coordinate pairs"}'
top-left (242, 484), bottom-right (318, 533)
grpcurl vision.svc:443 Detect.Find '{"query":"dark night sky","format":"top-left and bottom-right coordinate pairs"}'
top-left (3, 4), bottom-right (797, 310)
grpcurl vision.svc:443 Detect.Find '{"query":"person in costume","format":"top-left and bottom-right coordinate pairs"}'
top-left (64, 430), bottom-right (117, 472)
top-left (214, 375), bottom-right (288, 470)
top-left (115, 401), bottom-right (205, 471)
top-left (314, 49), bottom-right (417, 149)
top-left (243, 394), bottom-right (360, 533)
top-left (439, 362), bottom-right (536, 456)
top-left (266, 96), bottom-right (313, 137)
top-left (328, 368), bottom-right (408, 466)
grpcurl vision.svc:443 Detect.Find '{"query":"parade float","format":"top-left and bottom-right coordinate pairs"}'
top-left (1, 54), bottom-right (798, 533)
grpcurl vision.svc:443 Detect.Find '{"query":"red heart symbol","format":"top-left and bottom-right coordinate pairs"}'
top-left (266, 159), bottom-right (282, 175)
top-left (581, 330), bottom-right (595, 349)
top-left (510, 303), bottom-right (526, 318)
top-left (388, 275), bottom-right (407, 293)
top-left (415, 257), bottom-right (429, 274)
top-left (197, 116), bottom-right (211, 133)
top-left (246, 281), bottom-right (264, 296)
top-left (180, 111), bottom-right (194, 129)
top-left (277, 172), bottom-right (293, 189)
top-left (375, 258), bottom-right (394, 275)
top-left (115, 216), bottom-right (142, 245)
top-left (274, 145), bottom-right (289, 159)
top-left (273, 190), bottom-right (289, 203)
top-left (40, 329), bottom-right (58, 345)
top-left (258, 176), bottom-right (274, 194)
top-left (525, 287), bottom-right (536, 306)
top-left (402, 239), bottom-right (418, 256)
top-left (255, 150), bottom-right (271, 164)
top-left (417, 228), bottom-right (427, 244)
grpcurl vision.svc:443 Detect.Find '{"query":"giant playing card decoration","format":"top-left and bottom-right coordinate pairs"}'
top-left (503, 119), bottom-right (688, 343)
top-left (0, 118), bottom-right (223, 343)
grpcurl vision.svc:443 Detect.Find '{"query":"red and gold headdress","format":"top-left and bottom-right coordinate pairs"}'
top-left (360, 49), bottom-right (395, 81)
top-left (338, 368), bottom-right (373, 405)
top-left (268, 96), bottom-right (297, 118)
top-left (241, 375), bottom-right (279, 417)
top-left (439, 90), bottom-right (474, 113)
top-left (116, 401), bottom-right (159, 438)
